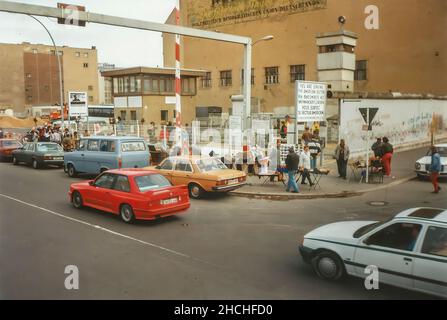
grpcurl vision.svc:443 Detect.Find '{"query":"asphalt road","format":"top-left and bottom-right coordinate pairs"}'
top-left (0, 160), bottom-right (445, 299)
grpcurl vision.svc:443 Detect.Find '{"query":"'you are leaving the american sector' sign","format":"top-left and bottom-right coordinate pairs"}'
top-left (295, 81), bottom-right (327, 122)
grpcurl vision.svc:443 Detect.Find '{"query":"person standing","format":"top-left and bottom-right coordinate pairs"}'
top-left (381, 137), bottom-right (394, 177)
top-left (300, 145), bottom-right (313, 186)
top-left (285, 147), bottom-right (300, 193)
top-left (430, 146), bottom-right (442, 194)
top-left (307, 137), bottom-right (322, 169)
top-left (301, 127), bottom-right (312, 144)
top-left (335, 139), bottom-right (350, 179)
top-left (371, 137), bottom-right (384, 158)
top-left (0, 128), bottom-right (4, 139)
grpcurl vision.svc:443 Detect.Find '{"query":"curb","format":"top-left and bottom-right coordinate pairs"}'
top-left (229, 176), bottom-right (416, 201)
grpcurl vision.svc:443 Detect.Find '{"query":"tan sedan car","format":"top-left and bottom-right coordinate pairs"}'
top-left (146, 156), bottom-right (247, 199)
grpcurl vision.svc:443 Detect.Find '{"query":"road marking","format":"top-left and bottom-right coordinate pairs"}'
top-left (0, 193), bottom-right (192, 259)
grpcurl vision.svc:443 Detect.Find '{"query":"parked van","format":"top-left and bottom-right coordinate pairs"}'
top-left (64, 136), bottom-right (150, 177)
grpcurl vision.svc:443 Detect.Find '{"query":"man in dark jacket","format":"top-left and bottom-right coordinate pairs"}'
top-left (285, 147), bottom-right (299, 193)
top-left (371, 138), bottom-right (383, 158)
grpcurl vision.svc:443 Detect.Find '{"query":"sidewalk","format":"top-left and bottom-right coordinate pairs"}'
top-left (230, 145), bottom-right (432, 200)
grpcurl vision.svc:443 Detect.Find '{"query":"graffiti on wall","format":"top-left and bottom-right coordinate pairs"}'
top-left (340, 99), bottom-right (447, 156)
top-left (187, 0), bottom-right (327, 28)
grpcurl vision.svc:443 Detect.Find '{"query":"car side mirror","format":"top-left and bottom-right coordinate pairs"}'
top-left (88, 180), bottom-right (95, 186)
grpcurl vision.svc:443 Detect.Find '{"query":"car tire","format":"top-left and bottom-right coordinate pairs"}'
top-left (72, 191), bottom-right (84, 209)
top-left (188, 183), bottom-right (204, 199)
top-left (12, 156), bottom-right (18, 165)
top-left (67, 164), bottom-right (77, 178)
top-left (311, 251), bottom-right (345, 281)
top-left (119, 204), bottom-right (136, 224)
top-left (32, 159), bottom-right (39, 169)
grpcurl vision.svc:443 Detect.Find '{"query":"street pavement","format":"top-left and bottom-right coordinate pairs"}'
top-left (233, 145), bottom-right (440, 198)
top-left (0, 157), bottom-right (446, 299)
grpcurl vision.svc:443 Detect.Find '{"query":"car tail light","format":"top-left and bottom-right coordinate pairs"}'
top-left (118, 157), bottom-right (122, 169)
top-left (216, 180), bottom-right (227, 186)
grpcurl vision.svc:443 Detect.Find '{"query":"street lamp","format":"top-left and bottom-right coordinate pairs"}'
top-left (242, 35), bottom-right (274, 130)
top-left (27, 15), bottom-right (64, 130)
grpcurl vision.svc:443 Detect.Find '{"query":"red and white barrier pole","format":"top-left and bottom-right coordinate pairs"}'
top-left (174, 0), bottom-right (182, 152)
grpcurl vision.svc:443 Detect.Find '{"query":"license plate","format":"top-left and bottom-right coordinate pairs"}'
top-left (161, 197), bottom-right (178, 205)
top-left (228, 179), bottom-right (239, 185)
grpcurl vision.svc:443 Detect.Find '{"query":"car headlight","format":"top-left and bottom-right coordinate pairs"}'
top-left (415, 162), bottom-right (421, 170)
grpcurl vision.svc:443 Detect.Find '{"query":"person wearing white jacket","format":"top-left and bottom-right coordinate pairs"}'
top-left (299, 145), bottom-right (313, 186)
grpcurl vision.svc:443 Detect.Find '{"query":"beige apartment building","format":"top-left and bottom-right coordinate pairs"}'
top-left (163, 0), bottom-right (447, 117)
top-left (0, 42), bottom-right (100, 113)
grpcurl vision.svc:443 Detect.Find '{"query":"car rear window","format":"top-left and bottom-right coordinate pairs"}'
top-left (135, 174), bottom-right (171, 192)
top-left (37, 143), bottom-right (62, 152)
top-left (121, 141), bottom-right (146, 152)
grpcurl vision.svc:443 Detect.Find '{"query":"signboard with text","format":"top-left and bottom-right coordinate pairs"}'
top-left (68, 92), bottom-right (88, 117)
top-left (295, 81), bottom-right (327, 122)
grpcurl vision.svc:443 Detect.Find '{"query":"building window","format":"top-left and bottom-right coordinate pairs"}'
top-left (220, 70), bottom-right (232, 87)
top-left (83, 63), bottom-right (89, 68)
top-left (201, 72), bottom-right (212, 88)
top-left (44, 85), bottom-right (49, 91)
top-left (26, 73), bottom-right (32, 78)
top-left (130, 110), bottom-right (137, 121)
top-left (265, 67), bottom-right (279, 84)
top-left (290, 65), bottom-right (305, 82)
top-left (88, 85), bottom-right (93, 91)
top-left (182, 77), bottom-right (196, 95)
top-left (241, 68), bottom-right (255, 86)
top-left (161, 110), bottom-right (168, 122)
top-left (355, 60), bottom-right (368, 80)
top-left (120, 111), bottom-right (127, 120)
top-left (88, 96), bottom-right (93, 103)
top-left (130, 76), bottom-right (136, 92)
top-left (75, 52), bottom-right (80, 57)
top-left (32, 49), bottom-right (38, 54)
top-left (84, 52), bottom-right (89, 58)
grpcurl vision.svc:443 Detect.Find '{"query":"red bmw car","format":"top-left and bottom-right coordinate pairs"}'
top-left (68, 169), bottom-right (190, 223)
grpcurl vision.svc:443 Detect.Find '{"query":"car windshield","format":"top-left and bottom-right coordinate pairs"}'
top-left (195, 158), bottom-right (227, 172)
top-left (37, 143), bottom-right (62, 152)
top-left (353, 217), bottom-right (393, 238)
top-left (2, 140), bottom-right (21, 148)
top-left (426, 147), bottom-right (447, 157)
top-left (135, 174), bottom-right (172, 192)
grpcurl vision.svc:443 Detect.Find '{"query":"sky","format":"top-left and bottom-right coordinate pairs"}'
top-left (0, 0), bottom-right (176, 67)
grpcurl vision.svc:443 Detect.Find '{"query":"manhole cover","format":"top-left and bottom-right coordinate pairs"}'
top-left (368, 201), bottom-right (389, 207)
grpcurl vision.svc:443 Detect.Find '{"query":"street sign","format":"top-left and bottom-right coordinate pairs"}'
top-left (57, 3), bottom-right (86, 26)
top-left (359, 107), bottom-right (379, 126)
top-left (296, 81), bottom-right (327, 122)
top-left (68, 92), bottom-right (88, 117)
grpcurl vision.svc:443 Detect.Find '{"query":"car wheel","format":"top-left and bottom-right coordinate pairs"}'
top-left (12, 156), bottom-right (18, 165)
top-left (120, 204), bottom-right (135, 224)
top-left (72, 191), bottom-right (83, 209)
top-left (32, 159), bottom-right (39, 169)
top-left (188, 183), bottom-right (204, 199)
top-left (311, 251), bottom-right (345, 281)
top-left (67, 164), bottom-right (77, 177)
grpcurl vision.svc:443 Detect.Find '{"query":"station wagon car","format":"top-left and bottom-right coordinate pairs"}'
top-left (415, 144), bottom-right (447, 178)
top-left (299, 208), bottom-right (447, 298)
top-left (147, 156), bottom-right (247, 199)
top-left (12, 142), bottom-right (64, 169)
top-left (64, 136), bottom-right (150, 177)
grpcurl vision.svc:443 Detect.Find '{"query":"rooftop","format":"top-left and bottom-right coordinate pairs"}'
top-left (101, 66), bottom-right (208, 78)
top-left (396, 207), bottom-right (447, 223)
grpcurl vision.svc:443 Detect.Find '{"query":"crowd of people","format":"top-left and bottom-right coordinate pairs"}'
top-left (22, 124), bottom-right (90, 152)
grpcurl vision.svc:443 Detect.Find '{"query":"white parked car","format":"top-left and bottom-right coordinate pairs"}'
top-left (299, 208), bottom-right (447, 298)
top-left (415, 144), bottom-right (447, 178)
